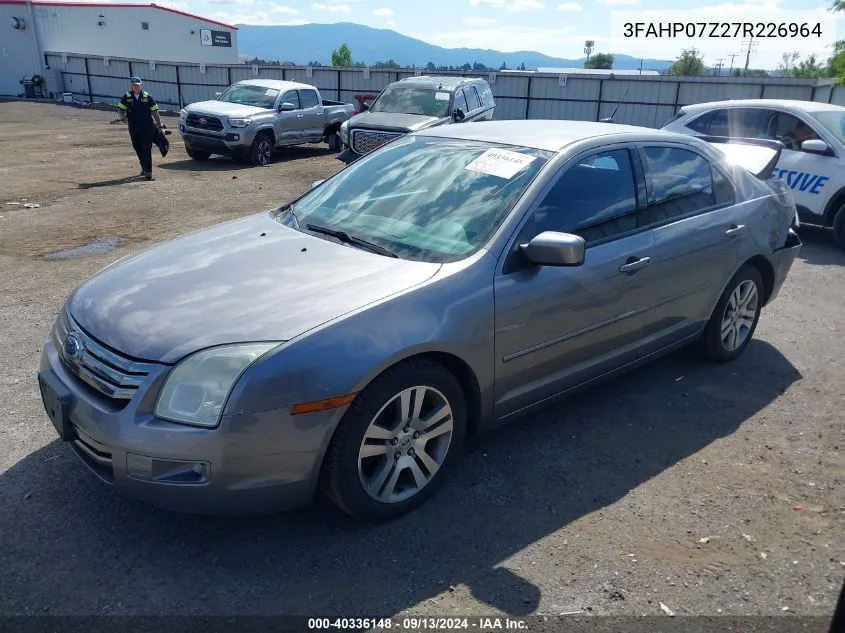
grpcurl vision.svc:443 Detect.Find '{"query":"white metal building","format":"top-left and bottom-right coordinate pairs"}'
top-left (0, 1), bottom-right (238, 96)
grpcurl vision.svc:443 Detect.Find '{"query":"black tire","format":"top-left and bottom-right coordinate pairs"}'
top-left (248, 131), bottom-right (274, 166)
top-left (697, 264), bottom-right (764, 363)
top-left (321, 358), bottom-right (467, 522)
top-left (185, 147), bottom-right (211, 161)
top-left (327, 131), bottom-right (341, 152)
top-left (833, 205), bottom-right (845, 251)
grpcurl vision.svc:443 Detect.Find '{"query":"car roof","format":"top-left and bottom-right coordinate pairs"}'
top-left (680, 98), bottom-right (845, 114)
top-left (235, 79), bottom-right (315, 92)
top-left (416, 119), bottom-right (668, 152)
top-left (395, 75), bottom-right (482, 91)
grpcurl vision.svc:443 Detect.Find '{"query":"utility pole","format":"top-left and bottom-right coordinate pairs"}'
top-left (742, 37), bottom-right (759, 74)
top-left (727, 52), bottom-right (740, 76)
top-left (639, 58), bottom-right (643, 75)
top-left (714, 58), bottom-right (725, 76)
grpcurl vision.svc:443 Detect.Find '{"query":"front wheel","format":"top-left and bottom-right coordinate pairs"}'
top-left (248, 132), bottom-right (274, 166)
top-left (697, 264), bottom-right (764, 363)
top-left (321, 359), bottom-right (467, 522)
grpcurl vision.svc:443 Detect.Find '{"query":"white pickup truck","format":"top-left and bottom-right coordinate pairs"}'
top-left (179, 79), bottom-right (357, 166)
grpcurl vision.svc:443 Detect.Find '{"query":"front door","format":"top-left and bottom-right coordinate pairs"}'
top-left (275, 89), bottom-right (305, 145)
top-left (493, 147), bottom-right (656, 418)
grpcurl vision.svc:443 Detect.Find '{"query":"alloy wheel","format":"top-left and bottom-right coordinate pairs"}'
top-left (721, 279), bottom-right (758, 352)
top-left (357, 385), bottom-right (454, 504)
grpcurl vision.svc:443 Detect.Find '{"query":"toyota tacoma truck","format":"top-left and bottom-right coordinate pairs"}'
top-left (179, 79), bottom-right (356, 165)
top-left (337, 75), bottom-right (495, 164)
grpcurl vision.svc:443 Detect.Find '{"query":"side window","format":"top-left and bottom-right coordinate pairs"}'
top-left (640, 146), bottom-right (716, 224)
top-left (771, 112), bottom-right (821, 152)
top-left (454, 89), bottom-right (469, 115)
top-left (687, 109), bottom-right (728, 135)
top-left (534, 149), bottom-right (639, 243)
top-left (712, 165), bottom-right (734, 205)
top-left (299, 89), bottom-right (319, 108)
top-left (469, 86), bottom-right (482, 109)
top-left (280, 90), bottom-right (300, 109)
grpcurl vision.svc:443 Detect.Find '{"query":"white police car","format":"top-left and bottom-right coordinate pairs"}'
top-left (662, 99), bottom-right (845, 250)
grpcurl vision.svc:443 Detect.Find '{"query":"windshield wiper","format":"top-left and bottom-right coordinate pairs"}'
top-left (305, 223), bottom-right (398, 258)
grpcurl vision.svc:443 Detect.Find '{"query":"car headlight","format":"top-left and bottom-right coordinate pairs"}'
top-left (154, 343), bottom-right (278, 428)
top-left (228, 118), bottom-right (253, 128)
top-left (340, 120), bottom-right (349, 145)
top-left (180, 108), bottom-right (188, 118)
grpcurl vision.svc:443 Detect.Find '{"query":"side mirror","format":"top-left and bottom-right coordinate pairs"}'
top-left (311, 179), bottom-right (324, 189)
top-left (453, 108), bottom-right (465, 122)
top-left (214, 91), bottom-right (222, 98)
top-left (801, 139), bottom-right (831, 155)
top-left (520, 231), bottom-right (585, 267)
top-left (279, 102), bottom-right (296, 112)
top-left (361, 101), bottom-right (371, 111)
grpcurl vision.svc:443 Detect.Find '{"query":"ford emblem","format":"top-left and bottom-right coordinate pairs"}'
top-left (199, 117), bottom-right (207, 125)
top-left (63, 333), bottom-right (84, 361)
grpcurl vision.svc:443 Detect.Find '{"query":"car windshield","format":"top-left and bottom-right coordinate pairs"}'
top-left (370, 86), bottom-right (451, 118)
top-left (274, 136), bottom-right (551, 263)
top-left (809, 110), bottom-right (845, 145)
top-left (217, 84), bottom-right (279, 109)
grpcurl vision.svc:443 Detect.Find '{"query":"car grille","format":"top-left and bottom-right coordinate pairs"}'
top-left (350, 129), bottom-right (404, 155)
top-left (53, 309), bottom-right (158, 402)
top-left (185, 113), bottom-right (224, 132)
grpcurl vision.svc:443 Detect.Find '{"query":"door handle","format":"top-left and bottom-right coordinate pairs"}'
top-left (297, 114), bottom-right (304, 118)
top-left (618, 256), bottom-right (651, 274)
top-left (725, 224), bottom-right (745, 238)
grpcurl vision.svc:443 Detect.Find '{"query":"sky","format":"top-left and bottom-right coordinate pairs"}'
top-left (52, 0), bottom-right (845, 68)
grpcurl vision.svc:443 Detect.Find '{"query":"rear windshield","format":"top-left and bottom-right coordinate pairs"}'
top-left (370, 86), bottom-right (451, 118)
top-left (217, 84), bottom-right (279, 109)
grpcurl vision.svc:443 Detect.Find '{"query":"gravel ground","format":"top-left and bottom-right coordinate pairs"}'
top-left (0, 102), bottom-right (843, 622)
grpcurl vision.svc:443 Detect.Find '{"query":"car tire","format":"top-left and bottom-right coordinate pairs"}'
top-left (321, 358), bottom-right (467, 523)
top-left (697, 264), bottom-right (764, 363)
top-left (327, 132), bottom-right (342, 152)
top-left (833, 205), bottom-right (845, 251)
top-left (248, 132), bottom-right (274, 166)
top-left (185, 147), bottom-right (211, 161)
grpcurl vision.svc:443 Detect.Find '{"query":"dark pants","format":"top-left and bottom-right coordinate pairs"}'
top-left (130, 128), bottom-right (155, 174)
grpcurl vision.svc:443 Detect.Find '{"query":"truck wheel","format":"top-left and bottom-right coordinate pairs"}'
top-left (327, 132), bottom-right (341, 152)
top-left (833, 205), bottom-right (845, 251)
top-left (186, 147), bottom-right (211, 161)
top-left (248, 132), bottom-right (274, 166)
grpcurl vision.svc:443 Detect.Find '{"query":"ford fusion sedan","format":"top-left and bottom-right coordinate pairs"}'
top-left (38, 120), bottom-right (801, 522)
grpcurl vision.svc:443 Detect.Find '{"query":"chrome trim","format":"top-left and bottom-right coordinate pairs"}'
top-left (54, 308), bottom-right (159, 401)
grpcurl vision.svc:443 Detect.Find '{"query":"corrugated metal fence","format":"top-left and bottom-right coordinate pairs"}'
top-left (45, 51), bottom-right (845, 129)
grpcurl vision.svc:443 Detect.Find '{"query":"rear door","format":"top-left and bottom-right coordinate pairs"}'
top-left (297, 88), bottom-right (325, 141)
top-left (635, 143), bottom-right (742, 350)
top-left (493, 145), bottom-right (656, 418)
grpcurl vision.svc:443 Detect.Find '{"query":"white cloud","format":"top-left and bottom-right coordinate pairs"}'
top-left (270, 5), bottom-right (300, 14)
top-left (464, 17), bottom-right (498, 24)
top-left (421, 24), bottom-right (578, 53)
top-left (209, 10), bottom-right (305, 24)
top-left (373, 7), bottom-right (394, 16)
top-left (386, 20), bottom-right (396, 28)
top-left (312, 2), bottom-right (352, 13)
top-left (557, 2), bottom-right (581, 10)
top-left (468, 0), bottom-right (545, 11)
top-left (597, 0), bottom-right (638, 5)
top-left (205, 0), bottom-right (256, 5)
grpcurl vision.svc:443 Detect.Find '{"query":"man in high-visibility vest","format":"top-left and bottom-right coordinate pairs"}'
top-left (117, 77), bottom-right (164, 181)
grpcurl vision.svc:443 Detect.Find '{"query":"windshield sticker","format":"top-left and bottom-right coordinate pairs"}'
top-left (264, 88), bottom-right (280, 97)
top-left (465, 148), bottom-right (537, 179)
top-left (435, 92), bottom-right (450, 101)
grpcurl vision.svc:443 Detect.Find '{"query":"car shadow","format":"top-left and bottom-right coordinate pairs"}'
top-left (160, 145), bottom-right (338, 172)
top-left (796, 225), bottom-right (845, 266)
top-left (77, 175), bottom-right (146, 189)
top-left (0, 341), bottom-right (801, 616)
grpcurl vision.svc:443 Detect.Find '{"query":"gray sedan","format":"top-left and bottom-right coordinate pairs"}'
top-left (37, 120), bottom-right (801, 522)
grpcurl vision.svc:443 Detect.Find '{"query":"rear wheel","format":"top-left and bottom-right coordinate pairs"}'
top-left (697, 264), bottom-right (764, 363)
top-left (248, 132), bottom-right (274, 166)
top-left (833, 204), bottom-right (845, 251)
top-left (185, 147), bottom-right (211, 161)
top-left (321, 359), bottom-right (467, 522)
top-left (327, 131), bottom-right (342, 152)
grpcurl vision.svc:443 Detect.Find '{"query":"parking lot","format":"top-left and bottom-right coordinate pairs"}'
top-left (0, 101), bottom-right (843, 619)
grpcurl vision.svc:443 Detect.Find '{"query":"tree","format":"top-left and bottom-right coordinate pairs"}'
top-left (331, 43), bottom-right (353, 67)
top-left (460, 62), bottom-right (472, 71)
top-left (500, 61), bottom-right (508, 70)
top-left (584, 53), bottom-right (613, 69)
top-left (830, 1), bottom-right (845, 83)
top-left (668, 48), bottom-right (707, 76)
top-left (472, 61), bottom-right (488, 71)
top-left (791, 54), bottom-right (828, 78)
top-left (518, 62), bottom-right (526, 71)
top-left (426, 62), bottom-right (436, 70)
top-left (731, 68), bottom-right (768, 77)
top-left (777, 52), bottom-right (801, 75)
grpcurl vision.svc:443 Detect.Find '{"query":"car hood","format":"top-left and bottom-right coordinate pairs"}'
top-left (349, 111), bottom-right (444, 133)
top-left (185, 100), bottom-right (271, 118)
top-left (68, 213), bottom-right (441, 363)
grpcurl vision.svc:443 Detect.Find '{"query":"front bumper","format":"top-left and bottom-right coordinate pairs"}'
top-left (766, 228), bottom-right (802, 305)
top-left (179, 126), bottom-right (256, 157)
top-left (37, 337), bottom-right (338, 515)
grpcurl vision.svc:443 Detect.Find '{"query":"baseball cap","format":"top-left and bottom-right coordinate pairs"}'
top-left (130, 76), bottom-right (142, 85)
